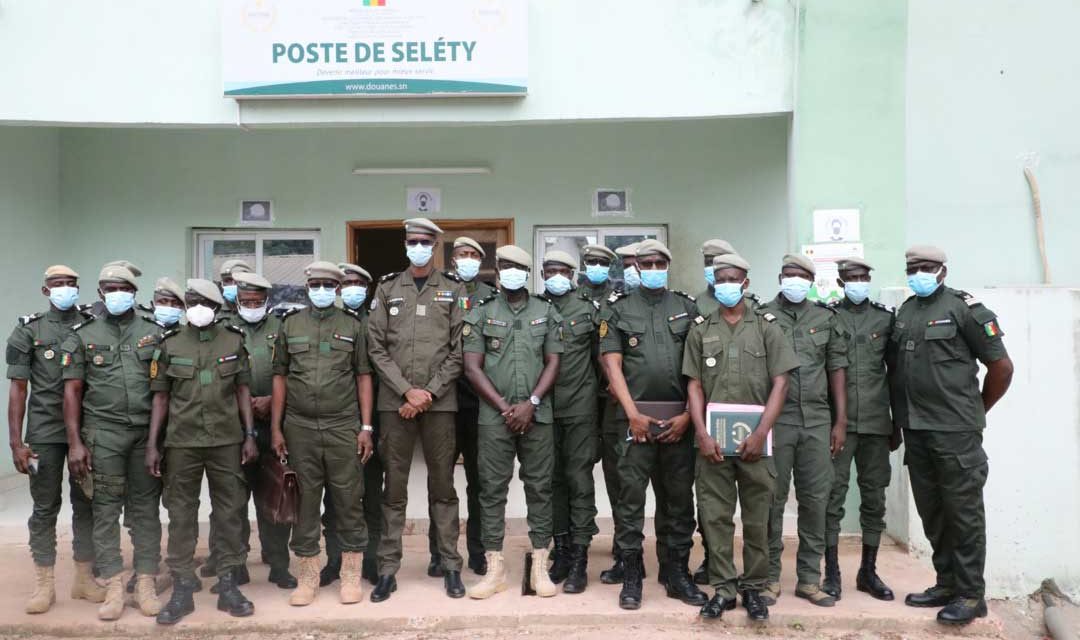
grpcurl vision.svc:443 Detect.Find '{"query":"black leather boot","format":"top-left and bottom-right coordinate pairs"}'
top-left (319, 555), bottom-right (341, 587)
top-left (600, 555), bottom-right (625, 585)
top-left (618, 551), bottom-right (643, 610)
top-left (216, 569), bottom-right (254, 617)
top-left (742, 589), bottom-right (769, 621)
top-left (856, 544), bottom-right (894, 600)
top-left (156, 575), bottom-right (197, 625)
top-left (822, 545), bottom-right (841, 600)
top-left (548, 534), bottom-right (572, 584)
top-left (665, 551), bottom-right (707, 606)
top-left (443, 571), bottom-right (466, 598)
top-left (427, 554), bottom-right (444, 578)
top-left (693, 544), bottom-right (710, 585)
top-left (468, 553), bottom-right (488, 576)
top-left (268, 566), bottom-right (298, 589)
top-left (937, 597), bottom-right (987, 625)
top-left (905, 584), bottom-right (954, 608)
top-left (699, 592), bottom-right (736, 619)
top-left (371, 575), bottom-right (397, 602)
top-left (562, 544), bottom-right (589, 594)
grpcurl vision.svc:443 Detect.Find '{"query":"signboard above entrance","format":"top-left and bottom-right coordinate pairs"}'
top-left (223, 0), bottom-right (528, 99)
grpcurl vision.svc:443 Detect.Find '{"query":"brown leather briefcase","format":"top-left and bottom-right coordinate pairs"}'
top-left (256, 453), bottom-right (300, 525)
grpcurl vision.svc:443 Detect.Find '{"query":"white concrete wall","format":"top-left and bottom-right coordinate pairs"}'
top-left (0, 0), bottom-right (794, 126)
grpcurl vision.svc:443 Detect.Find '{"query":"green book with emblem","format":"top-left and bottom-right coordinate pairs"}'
top-left (705, 403), bottom-right (771, 457)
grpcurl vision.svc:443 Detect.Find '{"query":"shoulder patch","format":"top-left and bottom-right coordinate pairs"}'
top-left (672, 290), bottom-right (697, 302)
top-left (747, 292), bottom-right (762, 303)
top-left (442, 270), bottom-right (462, 283)
top-left (379, 271), bottom-right (400, 283)
top-left (18, 312), bottom-right (43, 326)
top-left (871, 301), bottom-right (895, 313)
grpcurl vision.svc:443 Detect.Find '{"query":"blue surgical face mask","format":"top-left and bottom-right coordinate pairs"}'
top-left (713, 281), bottom-right (745, 308)
top-left (153, 305), bottom-right (183, 326)
top-left (455, 258), bottom-right (481, 282)
top-left (498, 268), bottom-right (528, 291)
top-left (622, 266), bottom-right (641, 290)
top-left (308, 285), bottom-right (337, 309)
top-left (49, 286), bottom-right (79, 311)
top-left (544, 274), bottom-right (572, 296)
top-left (640, 268), bottom-right (668, 290)
top-left (341, 285), bottom-right (368, 309)
top-left (704, 266), bottom-right (716, 287)
top-left (103, 291), bottom-right (135, 315)
top-left (406, 243), bottom-right (434, 267)
top-left (585, 264), bottom-right (609, 285)
top-left (844, 281), bottom-right (871, 304)
top-left (780, 277), bottom-right (811, 304)
top-left (907, 268), bottom-right (942, 297)
top-left (222, 284), bottom-right (238, 303)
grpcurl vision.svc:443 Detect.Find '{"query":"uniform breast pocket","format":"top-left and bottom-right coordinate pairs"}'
top-left (137, 346), bottom-right (155, 362)
top-left (668, 318), bottom-right (691, 344)
top-left (924, 324), bottom-right (960, 362)
top-left (166, 363), bottom-right (195, 380)
top-left (528, 320), bottom-right (549, 346)
top-left (329, 339), bottom-right (355, 370)
top-left (88, 350), bottom-right (115, 367)
top-left (567, 315), bottom-right (594, 343)
top-left (216, 358), bottom-right (241, 378)
top-left (808, 326), bottom-right (831, 355)
top-left (286, 340), bottom-right (311, 370)
top-left (617, 318), bottom-right (646, 350)
top-left (742, 342), bottom-right (767, 377)
top-left (482, 323), bottom-right (510, 353)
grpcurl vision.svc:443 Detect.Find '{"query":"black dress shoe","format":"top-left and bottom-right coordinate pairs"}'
top-left (320, 557), bottom-right (341, 587)
top-left (699, 593), bottom-right (737, 619)
top-left (268, 567), bottom-right (298, 589)
top-left (215, 570), bottom-right (254, 617)
top-left (742, 590), bottom-right (769, 621)
top-left (905, 585), bottom-right (954, 608)
top-left (468, 554), bottom-right (488, 576)
top-left (371, 575), bottom-right (397, 602)
top-left (937, 597), bottom-right (987, 625)
top-left (362, 557), bottom-right (379, 585)
top-left (427, 555), bottom-right (444, 578)
top-left (156, 576), bottom-right (198, 625)
top-left (444, 570), bottom-right (466, 598)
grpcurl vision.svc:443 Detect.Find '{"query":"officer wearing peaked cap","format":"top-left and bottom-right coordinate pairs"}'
top-left (151, 278), bottom-right (185, 328)
top-left (695, 239), bottom-right (736, 318)
top-left (218, 259), bottom-right (253, 325)
top-left (580, 244), bottom-right (616, 304)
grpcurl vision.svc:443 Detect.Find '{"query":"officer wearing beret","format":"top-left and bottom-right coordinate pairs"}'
top-left (216, 259), bottom-right (253, 325)
top-left (427, 237), bottom-right (494, 578)
top-left (538, 249), bottom-right (602, 593)
top-left (822, 258), bottom-right (897, 602)
top-left (7, 265), bottom-right (104, 614)
top-left (463, 245), bottom-right (563, 599)
top-left (321, 263), bottom-right (382, 586)
top-left (600, 240), bottom-right (707, 610)
top-left (61, 264), bottom-right (164, 620)
top-left (890, 246), bottom-right (1012, 625)
top-left (151, 278), bottom-right (185, 328)
top-left (271, 261), bottom-right (374, 607)
top-left (147, 279), bottom-right (257, 624)
top-left (367, 219), bottom-right (467, 601)
top-left (685, 254), bottom-right (798, 622)
top-left (759, 254), bottom-right (849, 608)
top-left (580, 244), bottom-right (617, 304)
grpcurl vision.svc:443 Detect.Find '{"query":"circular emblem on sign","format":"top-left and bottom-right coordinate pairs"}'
top-left (628, 336), bottom-right (639, 347)
top-left (389, 307), bottom-right (400, 316)
top-left (92, 354), bottom-right (105, 366)
top-left (490, 338), bottom-right (501, 350)
top-left (705, 357), bottom-right (717, 368)
top-left (43, 349), bottom-right (55, 360)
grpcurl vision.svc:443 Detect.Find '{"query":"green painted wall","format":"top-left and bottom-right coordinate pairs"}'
top-left (0, 127), bottom-right (62, 476)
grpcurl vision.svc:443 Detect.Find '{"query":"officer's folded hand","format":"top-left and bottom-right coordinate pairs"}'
top-left (271, 430), bottom-right (288, 459)
top-left (738, 431), bottom-right (766, 462)
top-left (404, 388), bottom-right (433, 412)
top-left (68, 441), bottom-right (92, 478)
top-left (356, 431), bottom-right (374, 463)
top-left (628, 412), bottom-right (654, 444)
top-left (145, 446), bottom-right (162, 478)
top-left (655, 412), bottom-right (690, 444)
top-left (503, 401), bottom-right (534, 434)
top-left (697, 432), bottom-right (723, 463)
top-left (399, 402), bottom-right (420, 420)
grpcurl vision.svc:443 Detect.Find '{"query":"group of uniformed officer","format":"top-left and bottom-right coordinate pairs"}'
top-left (7, 218), bottom-right (1012, 627)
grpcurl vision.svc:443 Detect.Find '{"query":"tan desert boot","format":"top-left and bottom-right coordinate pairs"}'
top-left (468, 551), bottom-right (507, 599)
top-left (97, 574), bottom-right (125, 620)
top-left (339, 552), bottom-right (364, 604)
top-left (134, 574), bottom-right (162, 615)
top-left (530, 548), bottom-right (557, 597)
top-left (25, 564), bottom-right (56, 614)
top-left (71, 560), bottom-right (107, 602)
top-left (289, 555), bottom-right (320, 606)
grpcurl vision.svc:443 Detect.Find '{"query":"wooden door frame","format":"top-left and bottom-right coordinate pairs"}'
top-left (345, 218), bottom-right (515, 263)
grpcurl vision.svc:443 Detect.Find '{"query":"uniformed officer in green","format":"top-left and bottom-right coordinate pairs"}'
top-left (685, 254), bottom-right (799, 622)
top-left (271, 261), bottom-right (374, 607)
top-left (146, 279), bottom-right (257, 624)
top-left (600, 239), bottom-right (707, 610)
top-left (367, 218), bottom-right (467, 601)
top-left (758, 254), bottom-right (849, 608)
top-left (579, 244), bottom-right (617, 303)
top-left (321, 263), bottom-right (382, 587)
top-left (215, 259), bottom-right (252, 325)
top-left (228, 272), bottom-right (297, 590)
top-left (61, 264), bottom-right (164, 621)
top-left (822, 257), bottom-right (897, 602)
top-left (88, 260), bottom-right (145, 317)
top-left (538, 249), bottom-right (601, 593)
top-left (150, 277), bottom-right (186, 328)
top-left (7, 265), bottom-right (105, 614)
top-left (427, 236), bottom-right (494, 578)
top-left (890, 246), bottom-right (1012, 626)
top-left (463, 245), bottom-right (563, 599)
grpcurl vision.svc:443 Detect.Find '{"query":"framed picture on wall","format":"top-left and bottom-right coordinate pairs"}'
top-left (239, 200), bottom-right (274, 226)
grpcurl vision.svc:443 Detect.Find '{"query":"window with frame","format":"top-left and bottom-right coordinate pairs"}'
top-left (193, 229), bottom-right (320, 308)
top-left (533, 225), bottom-right (668, 292)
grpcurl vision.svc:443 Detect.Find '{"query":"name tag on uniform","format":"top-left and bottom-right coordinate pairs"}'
top-left (667, 312), bottom-right (688, 322)
top-left (387, 297), bottom-right (405, 305)
top-left (216, 353), bottom-right (239, 364)
top-left (416, 304), bottom-right (427, 317)
top-left (927, 318), bottom-right (953, 326)
top-left (486, 318), bottom-right (508, 327)
top-left (530, 317), bottom-right (547, 326)
top-left (332, 333), bottom-right (354, 343)
top-left (434, 290), bottom-right (455, 303)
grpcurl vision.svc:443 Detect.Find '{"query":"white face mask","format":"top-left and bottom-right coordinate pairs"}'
top-left (186, 304), bottom-right (216, 328)
top-left (238, 305), bottom-right (267, 324)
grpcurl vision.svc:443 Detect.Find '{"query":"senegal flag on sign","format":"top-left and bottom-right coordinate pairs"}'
top-left (363, 0), bottom-right (385, 6)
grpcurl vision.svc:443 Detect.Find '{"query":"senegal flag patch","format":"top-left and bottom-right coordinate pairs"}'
top-left (60, 352), bottom-right (72, 367)
top-left (983, 320), bottom-right (1002, 338)
top-left (458, 297), bottom-right (472, 311)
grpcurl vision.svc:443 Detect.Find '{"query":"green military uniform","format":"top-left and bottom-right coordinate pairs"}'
top-left (273, 305), bottom-right (371, 557)
top-left (599, 287), bottom-right (701, 559)
top-left (683, 306), bottom-right (799, 598)
top-left (462, 293), bottom-right (564, 550)
top-left (543, 288), bottom-right (601, 546)
top-left (889, 287), bottom-right (1006, 599)
top-left (826, 297), bottom-right (895, 548)
top-left (758, 295), bottom-right (848, 587)
top-left (6, 306), bottom-right (96, 568)
top-left (367, 269), bottom-right (466, 575)
top-left (61, 310), bottom-right (163, 580)
top-left (151, 319), bottom-right (251, 579)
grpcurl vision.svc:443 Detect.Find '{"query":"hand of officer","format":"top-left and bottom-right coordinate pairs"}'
top-left (145, 446), bottom-right (162, 478)
top-left (241, 437), bottom-right (258, 465)
top-left (503, 401), bottom-right (534, 434)
top-left (889, 427), bottom-right (903, 452)
top-left (628, 412), bottom-right (657, 443)
top-left (251, 396), bottom-right (271, 421)
top-left (830, 422), bottom-right (846, 457)
top-left (398, 402), bottom-right (419, 420)
top-left (738, 430), bottom-right (767, 462)
top-left (356, 431), bottom-right (374, 463)
top-left (404, 388), bottom-right (433, 412)
top-left (271, 430), bottom-right (288, 459)
top-left (696, 431), bottom-right (724, 463)
top-left (68, 441), bottom-right (92, 478)
top-left (12, 444), bottom-right (35, 474)
top-left (655, 412), bottom-right (689, 443)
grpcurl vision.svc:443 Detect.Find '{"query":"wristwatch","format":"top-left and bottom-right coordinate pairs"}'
top-left (529, 395), bottom-right (541, 407)
top-left (245, 429), bottom-right (256, 439)
top-left (361, 424), bottom-right (374, 432)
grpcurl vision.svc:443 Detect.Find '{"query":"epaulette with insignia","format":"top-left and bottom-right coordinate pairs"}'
top-left (693, 315), bottom-right (705, 325)
top-left (79, 307), bottom-right (97, 319)
top-left (952, 289), bottom-right (981, 307)
top-left (137, 303), bottom-right (153, 313)
top-left (442, 270), bottom-right (462, 283)
top-left (815, 300), bottom-right (837, 312)
top-left (18, 312), bottom-right (43, 326)
top-left (476, 292), bottom-right (498, 306)
top-left (747, 292), bottom-right (762, 303)
top-left (672, 290), bottom-right (697, 302)
top-left (72, 316), bottom-right (96, 332)
top-left (150, 318), bottom-right (168, 329)
top-left (827, 299), bottom-right (841, 308)
top-left (871, 301), bottom-right (895, 313)
top-left (755, 309), bottom-right (778, 323)
top-left (278, 306), bottom-right (304, 319)
top-left (160, 326), bottom-right (181, 341)
top-left (379, 271), bottom-right (399, 283)
top-left (591, 300), bottom-right (601, 311)
top-left (225, 324), bottom-right (245, 335)
top-left (342, 306), bottom-right (363, 320)
top-left (606, 291), bottom-right (625, 305)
